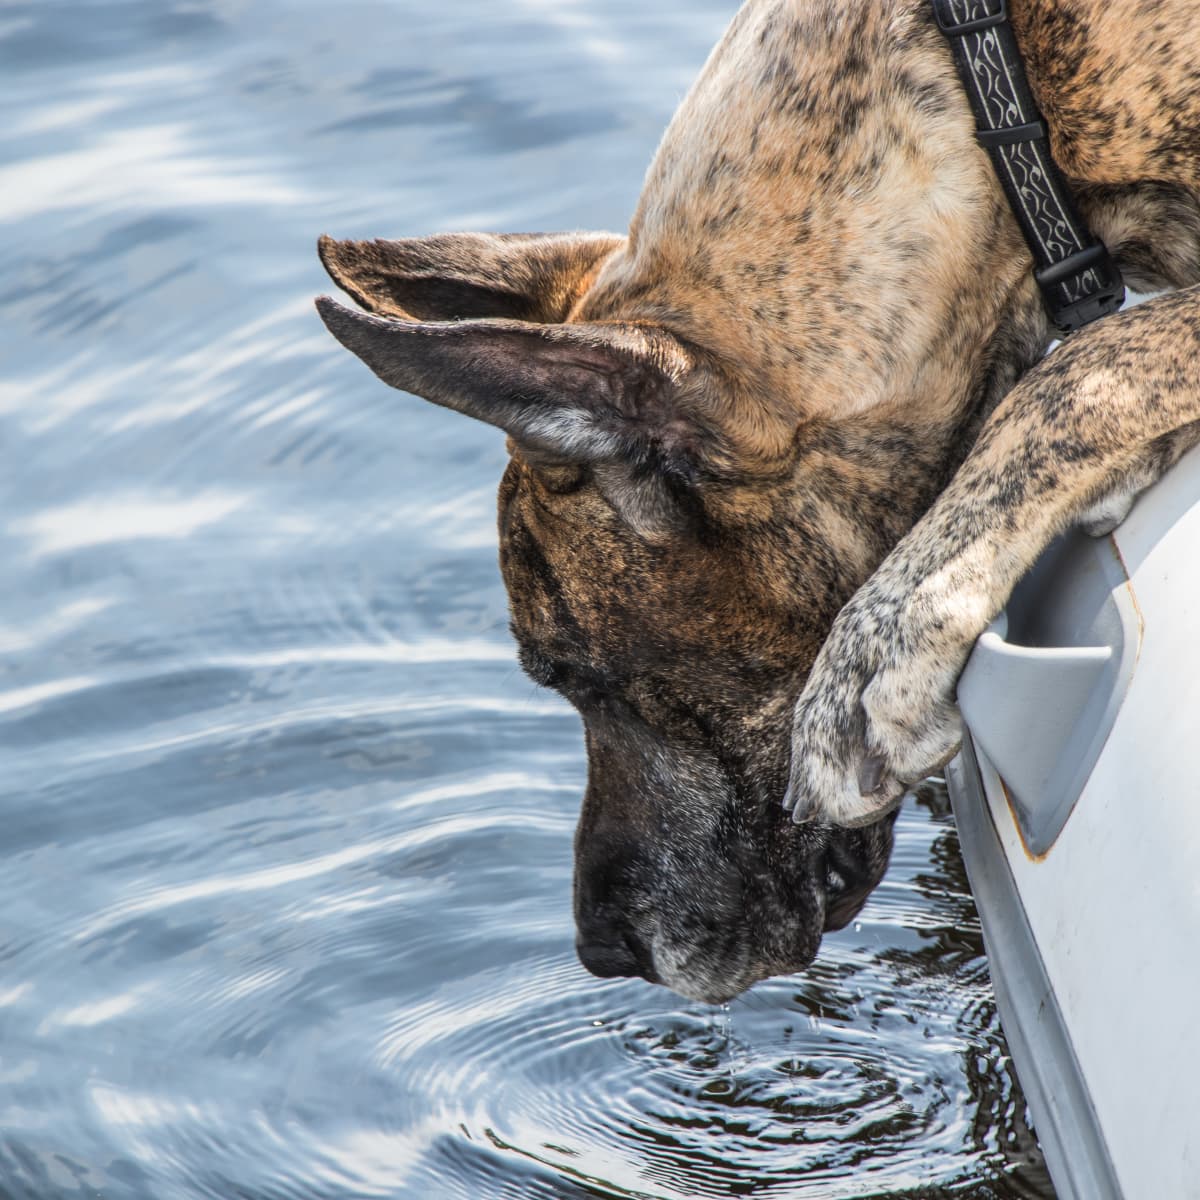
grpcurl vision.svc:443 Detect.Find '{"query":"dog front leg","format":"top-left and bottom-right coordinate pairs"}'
top-left (786, 284), bottom-right (1200, 827)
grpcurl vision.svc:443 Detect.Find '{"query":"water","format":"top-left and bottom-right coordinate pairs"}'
top-left (0, 2), bottom-right (1054, 1197)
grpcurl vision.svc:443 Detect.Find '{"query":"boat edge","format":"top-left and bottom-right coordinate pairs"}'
top-left (946, 737), bottom-right (1124, 1200)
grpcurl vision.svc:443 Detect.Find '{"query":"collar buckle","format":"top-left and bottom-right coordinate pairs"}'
top-left (933, 0), bottom-right (1007, 37)
top-left (1036, 245), bottom-right (1126, 334)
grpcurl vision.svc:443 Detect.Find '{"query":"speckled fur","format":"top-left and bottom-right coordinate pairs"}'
top-left (789, 291), bottom-right (1200, 823)
top-left (317, 0), bottom-right (1200, 1000)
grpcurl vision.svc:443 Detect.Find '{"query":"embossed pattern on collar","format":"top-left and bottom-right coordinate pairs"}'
top-left (933, 0), bottom-right (1125, 332)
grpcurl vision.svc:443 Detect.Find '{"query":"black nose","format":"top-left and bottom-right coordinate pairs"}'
top-left (573, 831), bottom-right (660, 982)
top-left (576, 932), bottom-right (642, 979)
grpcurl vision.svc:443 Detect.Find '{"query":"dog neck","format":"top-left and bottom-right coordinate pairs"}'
top-left (579, 0), bottom-right (1048, 466)
top-left (1009, 0), bottom-right (1200, 309)
top-left (1010, 0), bottom-right (1200, 189)
top-left (576, 0), bottom-right (1200, 575)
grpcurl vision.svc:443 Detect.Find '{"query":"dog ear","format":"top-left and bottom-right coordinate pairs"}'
top-left (315, 297), bottom-right (708, 475)
top-left (317, 232), bottom-right (624, 324)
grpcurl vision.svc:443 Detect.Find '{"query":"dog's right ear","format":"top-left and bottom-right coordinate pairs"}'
top-left (317, 232), bottom-right (624, 324)
top-left (314, 295), bottom-right (702, 459)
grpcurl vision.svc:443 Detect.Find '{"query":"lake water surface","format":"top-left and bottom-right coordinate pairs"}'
top-left (1, 2), bottom-right (1054, 1196)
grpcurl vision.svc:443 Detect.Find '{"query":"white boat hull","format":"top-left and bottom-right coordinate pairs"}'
top-left (948, 441), bottom-right (1200, 1200)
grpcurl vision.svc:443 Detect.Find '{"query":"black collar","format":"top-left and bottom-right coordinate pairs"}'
top-left (932, 0), bottom-right (1124, 333)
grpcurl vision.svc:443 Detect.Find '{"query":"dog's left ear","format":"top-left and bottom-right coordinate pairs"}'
top-left (317, 231), bottom-right (624, 324)
top-left (314, 296), bottom-right (710, 480)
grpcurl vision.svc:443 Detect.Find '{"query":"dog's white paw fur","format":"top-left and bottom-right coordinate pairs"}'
top-left (785, 564), bottom-right (986, 827)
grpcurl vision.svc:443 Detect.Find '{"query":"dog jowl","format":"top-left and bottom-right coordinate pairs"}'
top-left (313, 0), bottom-right (1081, 1000)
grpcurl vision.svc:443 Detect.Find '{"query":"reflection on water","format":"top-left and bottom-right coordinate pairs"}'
top-left (0, 2), bottom-right (1052, 1197)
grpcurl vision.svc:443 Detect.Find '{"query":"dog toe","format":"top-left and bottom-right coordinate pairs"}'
top-left (857, 754), bottom-right (888, 796)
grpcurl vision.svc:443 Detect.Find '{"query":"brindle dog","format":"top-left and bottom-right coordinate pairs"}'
top-left (316, 0), bottom-right (1200, 1003)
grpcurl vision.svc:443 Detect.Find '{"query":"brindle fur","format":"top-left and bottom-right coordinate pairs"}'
top-left (316, 0), bottom-right (1200, 1001)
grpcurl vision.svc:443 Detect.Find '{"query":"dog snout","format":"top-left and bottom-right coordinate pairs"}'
top-left (573, 832), bottom-right (663, 983)
top-left (574, 899), bottom-right (658, 983)
top-left (575, 929), bottom-right (644, 979)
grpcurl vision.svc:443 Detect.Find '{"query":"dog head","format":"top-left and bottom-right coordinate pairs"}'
top-left (316, 231), bottom-right (918, 1001)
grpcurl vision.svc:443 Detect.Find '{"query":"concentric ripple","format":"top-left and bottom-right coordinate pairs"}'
top-left (0, 2), bottom-right (1052, 1198)
top-left (346, 787), bottom-right (1048, 1200)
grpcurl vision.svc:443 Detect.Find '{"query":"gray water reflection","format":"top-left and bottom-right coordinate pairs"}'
top-left (1, 2), bottom-right (1052, 1197)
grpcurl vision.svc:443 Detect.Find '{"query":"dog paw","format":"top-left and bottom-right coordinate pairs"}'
top-left (1079, 494), bottom-right (1133, 537)
top-left (782, 585), bottom-right (904, 827)
top-left (1078, 467), bottom-right (1158, 538)
top-left (860, 657), bottom-right (964, 784)
top-left (783, 572), bottom-right (977, 827)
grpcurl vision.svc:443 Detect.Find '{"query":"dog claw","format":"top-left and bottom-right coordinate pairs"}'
top-left (782, 779), bottom-right (817, 824)
top-left (786, 772), bottom-right (905, 828)
top-left (781, 783), bottom-right (800, 817)
top-left (857, 754), bottom-right (887, 796)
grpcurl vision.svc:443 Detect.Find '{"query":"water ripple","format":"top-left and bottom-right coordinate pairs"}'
top-left (0, 2), bottom-right (1051, 1198)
